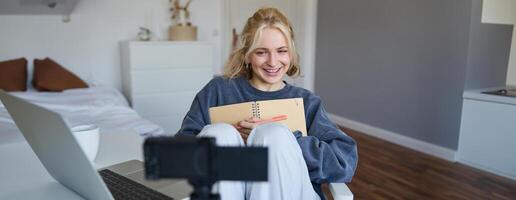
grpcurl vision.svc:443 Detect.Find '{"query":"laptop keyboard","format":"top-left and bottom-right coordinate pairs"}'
top-left (99, 169), bottom-right (175, 200)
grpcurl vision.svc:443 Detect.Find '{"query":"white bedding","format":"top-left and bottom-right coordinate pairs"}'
top-left (0, 86), bottom-right (164, 145)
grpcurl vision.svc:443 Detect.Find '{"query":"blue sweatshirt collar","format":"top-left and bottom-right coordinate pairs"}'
top-left (236, 76), bottom-right (292, 99)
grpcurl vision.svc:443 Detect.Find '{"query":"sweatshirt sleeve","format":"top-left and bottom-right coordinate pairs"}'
top-left (175, 94), bottom-right (208, 136)
top-left (297, 96), bottom-right (358, 184)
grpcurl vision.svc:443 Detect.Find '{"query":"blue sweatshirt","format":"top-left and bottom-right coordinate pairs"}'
top-left (176, 76), bottom-right (358, 197)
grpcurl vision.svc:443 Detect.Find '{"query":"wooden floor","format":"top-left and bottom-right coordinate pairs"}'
top-left (323, 127), bottom-right (516, 200)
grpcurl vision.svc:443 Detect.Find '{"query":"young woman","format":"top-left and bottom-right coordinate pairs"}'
top-left (177, 7), bottom-right (357, 200)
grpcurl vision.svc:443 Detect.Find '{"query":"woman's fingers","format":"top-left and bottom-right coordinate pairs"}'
top-left (239, 117), bottom-right (260, 129)
top-left (240, 131), bottom-right (249, 144)
top-left (239, 120), bottom-right (254, 129)
top-left (238, 127), bottom-right (251, 134)
top-left (247, 116), bottom-right (260, 122)
top-left (238, 127), bottom-right (251, 144)
top-left (237, 117), bottom-right (261, 144)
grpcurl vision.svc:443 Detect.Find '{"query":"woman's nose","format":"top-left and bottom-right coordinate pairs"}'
top-left (267, 52), bottom-right (279, 66)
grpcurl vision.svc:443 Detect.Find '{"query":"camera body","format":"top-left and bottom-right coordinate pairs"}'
top-left (144, 136), bottom-right (268, 200)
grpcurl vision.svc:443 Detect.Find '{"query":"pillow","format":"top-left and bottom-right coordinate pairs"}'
top-left (0, 58), bottom-right (28, 92)
top-left (33, 58), bottom-right (88, 92)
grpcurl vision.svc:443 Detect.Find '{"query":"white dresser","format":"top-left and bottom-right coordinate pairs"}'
top-left (120, 41), bottom-right (213, 134)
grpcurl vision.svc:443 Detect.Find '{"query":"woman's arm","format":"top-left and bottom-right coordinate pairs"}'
top-left (297, 96), bottom-right (358, 184)
top-left (176, 94), bottom-right (208, 136)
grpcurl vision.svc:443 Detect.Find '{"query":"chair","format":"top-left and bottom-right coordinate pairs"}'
top-left (329, 182), bottom-right (354, 200)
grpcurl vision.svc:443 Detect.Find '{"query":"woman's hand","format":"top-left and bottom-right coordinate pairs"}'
top-left (235, 117), bottom-right (261, 143)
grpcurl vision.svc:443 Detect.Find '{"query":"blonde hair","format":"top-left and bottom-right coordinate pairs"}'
top-left (223, 7), bottom-right (300, 79)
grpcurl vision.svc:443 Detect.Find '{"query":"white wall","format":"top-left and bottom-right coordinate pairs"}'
top-left (481, 0), bottom-right (516, 89)
top-left (0, 0), bottom-right (223, 90)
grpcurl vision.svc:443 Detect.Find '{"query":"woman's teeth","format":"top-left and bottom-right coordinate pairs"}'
top-left (264, 68), bottom-right (281, 73)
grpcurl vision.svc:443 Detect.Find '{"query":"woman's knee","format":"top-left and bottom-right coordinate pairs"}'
top-left (248, 123), bottom-right (305, 172)
top-left (199, 123), bottom-right (243, 146)
top-left (248, 123), bottom-right (296, 146)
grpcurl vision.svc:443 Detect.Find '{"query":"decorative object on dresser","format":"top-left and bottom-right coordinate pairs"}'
top-left (120, 41), bottom-right (213, 134)
top-left (168, 0), bottom-right (197, 41)
top-left (137, 27), bottom-right (152, 41)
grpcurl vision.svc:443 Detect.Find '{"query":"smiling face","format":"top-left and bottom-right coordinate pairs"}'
top-left (247, 27), bottom-right (291, 91)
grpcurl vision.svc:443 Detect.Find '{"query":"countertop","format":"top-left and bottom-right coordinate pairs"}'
top-left (463, 87), bottom-right (516, 106)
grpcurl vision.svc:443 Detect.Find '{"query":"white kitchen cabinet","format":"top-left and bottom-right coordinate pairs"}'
top-left (458, 88), bottom-right (516, 180)
top-left (120, 41), bottom-right (213, 134)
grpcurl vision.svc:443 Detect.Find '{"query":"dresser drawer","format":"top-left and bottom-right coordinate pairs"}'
top-left (130, 43), bottom-right (213, 69)
top-left (131, 68), bottom-right (211, 94)
top-left (132, 91), bottom-right (196, 117)
top-left (145, 115), bottom-right (186, 135)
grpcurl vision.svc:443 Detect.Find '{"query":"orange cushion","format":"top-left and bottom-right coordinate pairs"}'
top-left (32, 58), bottom-right (88, 92)
top-left (0, 58), bottom-right (28, 92)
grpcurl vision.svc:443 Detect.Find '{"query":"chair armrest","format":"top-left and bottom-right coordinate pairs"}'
top-left (329, 182), bottom-right (353, 200)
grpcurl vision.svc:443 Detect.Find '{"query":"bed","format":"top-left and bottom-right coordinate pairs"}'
top-left (0, 86), bottom-right (164, 145)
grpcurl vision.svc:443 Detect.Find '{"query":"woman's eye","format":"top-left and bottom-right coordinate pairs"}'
top-left (278, 50), bottom-right (288, 54)
top-left (255, 51), bottom-right (266, 56)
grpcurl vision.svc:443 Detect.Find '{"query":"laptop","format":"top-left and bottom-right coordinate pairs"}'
top-left (0, 90), bottom-right (192, 200)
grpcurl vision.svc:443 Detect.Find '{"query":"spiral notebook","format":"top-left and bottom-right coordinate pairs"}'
top-left (209, 98), bottom-right (307, 136)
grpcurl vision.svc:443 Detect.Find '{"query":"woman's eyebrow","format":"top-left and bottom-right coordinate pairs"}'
top-left (254, 46), bottom-right (287, 51)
